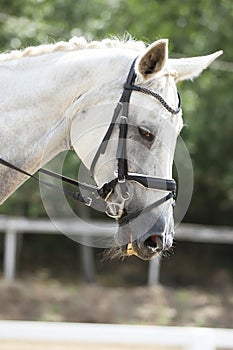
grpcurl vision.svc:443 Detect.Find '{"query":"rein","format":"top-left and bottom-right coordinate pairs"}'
top-left (0, 157), bottom-right (103, 208)
top-left (0, 57), bottom-right (181, 225)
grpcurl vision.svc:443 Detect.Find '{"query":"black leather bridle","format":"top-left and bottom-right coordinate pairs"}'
top-left (0, 57), bottom-right (181, 226)
top-left (89, 58), bottom-right (181, 225)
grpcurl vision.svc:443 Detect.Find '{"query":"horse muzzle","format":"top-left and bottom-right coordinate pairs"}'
top-left (118, 218), bottom-right (174, 260)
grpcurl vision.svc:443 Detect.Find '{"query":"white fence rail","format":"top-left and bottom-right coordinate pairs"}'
top-left (0, 215), bottom-right (233, 284)
top-left (0, 321), bottom-right (233, 350)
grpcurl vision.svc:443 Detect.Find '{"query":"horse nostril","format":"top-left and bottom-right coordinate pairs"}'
top-left (144, 235), bottom-right (159, 249)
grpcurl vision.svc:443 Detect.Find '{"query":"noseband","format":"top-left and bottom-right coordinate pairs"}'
top-left (0, 58), bottom-right (181, 226)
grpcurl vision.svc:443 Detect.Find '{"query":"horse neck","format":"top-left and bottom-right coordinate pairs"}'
top-left (0, 48), bottom-right (134, 204)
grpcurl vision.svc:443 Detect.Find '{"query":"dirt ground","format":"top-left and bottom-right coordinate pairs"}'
top-left (0, 340), bottom-right (182, 350)
top-left (0, 276), bottom-right (232, 328)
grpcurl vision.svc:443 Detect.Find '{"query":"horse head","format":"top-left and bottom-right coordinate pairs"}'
top-left (71, 39), bottom-right (222, 259)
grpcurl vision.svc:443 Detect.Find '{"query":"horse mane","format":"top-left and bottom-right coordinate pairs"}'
top-left (0, 36), bottom-right (146, 62)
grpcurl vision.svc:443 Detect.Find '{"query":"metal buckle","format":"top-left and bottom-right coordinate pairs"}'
top-left (85, 197), bottom-right (92, 207)
top-left (114, 170), bottom-right (126, 183)
top-left (118, 176), bottom-right (126, 184)
top-left (105, 202), bottom-right (124, 219)
top-left (120, 115), bottom-right (127, 121)
top-left (121, 191), bottom-right (130, 201)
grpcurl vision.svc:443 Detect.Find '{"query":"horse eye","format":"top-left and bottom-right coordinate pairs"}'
top-left (138, 126), bottom-right (155, 142)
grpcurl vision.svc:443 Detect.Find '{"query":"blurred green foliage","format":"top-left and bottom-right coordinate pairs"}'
top-left (0, 0), bottom-right (232, 225)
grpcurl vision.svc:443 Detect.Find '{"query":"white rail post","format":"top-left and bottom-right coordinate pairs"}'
top-left (148, 256), bottom-right (161, 285)
top-left (79, 206), bottom-right (95, 283)
top-left (80, 241), bottom-right (96, 283)
top-left (3, 225), bottom-right (17, 282)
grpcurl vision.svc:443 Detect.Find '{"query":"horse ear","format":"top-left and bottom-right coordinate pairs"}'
top-left (169, 51), bottom-right (223, 82)
top-left (136, 39), bottom-right (168, 80)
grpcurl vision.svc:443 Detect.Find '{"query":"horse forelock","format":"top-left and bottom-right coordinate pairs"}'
top-left (0, 36), bottom-right (146, 62)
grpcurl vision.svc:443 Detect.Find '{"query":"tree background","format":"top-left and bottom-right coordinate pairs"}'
top-left (0, 0), bottom-right (232, 226)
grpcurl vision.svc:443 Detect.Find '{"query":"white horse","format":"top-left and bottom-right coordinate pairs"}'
top-left (0, 37), bottom-right (222, 259)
